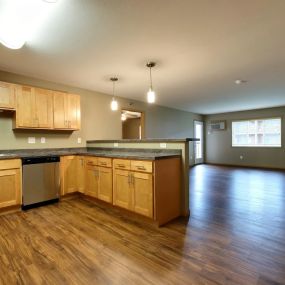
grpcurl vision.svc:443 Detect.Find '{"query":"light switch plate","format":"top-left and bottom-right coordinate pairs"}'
top-left (28, 137), bottom-right (36, 144)
top-left (77, 137), bottom-right (82, 144)
top-left (160, 143), bottom-right (167, 148)
top-left (40, 137), bottom-right (46, 144)
top-left (114, 143), bottom-right (119, 147)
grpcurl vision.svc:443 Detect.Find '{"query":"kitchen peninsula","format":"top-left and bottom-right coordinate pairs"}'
top-left (0, 138), bottom-right (196, 225)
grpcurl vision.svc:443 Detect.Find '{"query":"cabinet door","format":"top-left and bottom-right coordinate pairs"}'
top-left (77, 156), bottom-right (85, 193)
top-left (35, 88), bottom-right (53, 129)
top-left (98, 167), bottom-right (112, 203)
top-left (53, 91), bottom-right (68, 129)
top-left (67, 94), bottom-right (80, 130)
top-left (113, 169), bottom-right (132, 210)
top-left (61, 156), bottom-right (78, 195)
top-left (16, 86), bottom-right (35, 128)
top-left (0, 81), bottom-right (15, 110)
top-left (85, 165), bottom-right (99, 198)
top-left (0, 169), bottom-right (21, 208)
top-left (133, 172), bottom-right (153, 218)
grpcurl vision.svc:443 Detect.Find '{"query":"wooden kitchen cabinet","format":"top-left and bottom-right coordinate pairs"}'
top-left (98, 166), bottom-right (112, 203)
top-left (113, 169), bottom-right (133, 210)
top-left (77, 156), bottom-right (85, 193)
top-left (34, 88), bottom-right (53, 128)
top-left (0, 81), bottom-right (16, 110)
top-left (84, 157), bottom-right (113, 203)
top-left (15, 85), bottom-right (34, 128)
top-left (53, 92), bottom-right (81, 130)
top-left (15, 86), bottom-right (53, 129)
top-left (85, 164), bottom-right (99, 198)
top-left (0, 159), bottom-right (22, 209)
top-left (113, 166), bottom-right (153, 218)
top-left (132, 172), bottom-right (153, 218)
top-left (60, 156), bottom-right (78, 195)
top-left (113, 157), bottom-right (181, 223)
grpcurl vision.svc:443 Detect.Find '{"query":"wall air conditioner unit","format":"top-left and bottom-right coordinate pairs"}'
top-left (209, 120), bottom-right (226, 131)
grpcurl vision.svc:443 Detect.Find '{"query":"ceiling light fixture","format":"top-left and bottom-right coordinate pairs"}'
top-left (0, 0), bottom-right (59, 50)
top-left (235, 79), bottom-right (247, 85)
top-left (110, 77), bottom-right (119, 111)
top-left (121, 113), bottom-right (127, 121)
top-left (146, 62), bottom-right (156, 103)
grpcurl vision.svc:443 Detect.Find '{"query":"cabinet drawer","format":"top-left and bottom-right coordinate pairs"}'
top-left (131, 160), bottom-right (153, 173)
top-left (0, 159), bottom-right (21, 170)
top-left (98, 157), bottom-right (112, 168)
top-left (85, 157), bottom-right (98, 166)
top-left (113, 159), bottom-right (131, 170)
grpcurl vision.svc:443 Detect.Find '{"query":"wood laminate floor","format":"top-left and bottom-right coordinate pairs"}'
top-left (1, 164), bottom-right (285, 285)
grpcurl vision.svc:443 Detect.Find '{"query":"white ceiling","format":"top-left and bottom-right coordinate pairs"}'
top-left (0, 0), bottom-right (285, 115)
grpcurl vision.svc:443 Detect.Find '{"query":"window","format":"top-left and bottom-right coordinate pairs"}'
top-left (232, 118), bottom-right (281, 147)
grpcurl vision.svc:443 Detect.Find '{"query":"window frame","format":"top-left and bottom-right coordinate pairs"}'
top-left (231, 117), bottom-right (282, 148)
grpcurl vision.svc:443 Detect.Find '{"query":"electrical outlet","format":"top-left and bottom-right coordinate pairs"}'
top-left (240, 155), bottom-right (244, 160)
top-left (40, 137), bottom-right (46, 144)
top-left (77, 137), bottom-right (82, 144)
top-left (114, 143), bottom-right (119, 147)
top-left (28, 137), bottom-right (36, 144)
top-left (160, 143), bottom-right (167, 148)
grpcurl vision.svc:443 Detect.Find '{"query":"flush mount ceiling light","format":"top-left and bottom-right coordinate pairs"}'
top-left (146, 62), bottom-right (156, 104)
top-left (110, 77), bottom-right (119, 111)
top-left (0, 0), bottom-right (59, 50)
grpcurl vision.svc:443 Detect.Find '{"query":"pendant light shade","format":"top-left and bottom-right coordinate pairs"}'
top-left (147, 88), bottom-right (155, 103)
top-left (146, 62), bottom-right (156, 103)
top-left (111, 98), bottom-right (118, 111)
top-left (110, 77), bottom-right (119, 111)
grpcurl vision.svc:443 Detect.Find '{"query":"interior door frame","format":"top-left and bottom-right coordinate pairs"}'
top-left (194, 120), bottom-right (204, 164)
top-left (121, 108), bottom-right (145, 139)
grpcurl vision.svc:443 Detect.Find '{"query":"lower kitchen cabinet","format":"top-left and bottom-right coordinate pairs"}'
top-left (0, 159), bottom-right (22, 209)
top-left (98, 167), bottom-right (112, 203)
top-left (113, 158), bottom-right (181, 225)
top-left (60, 155), bottom-right (180, 226)
top-left (113, 169), bottom-right (133, 210)
top-left (60, 156), bottom-right (78, 195)
top-left (85, 164), bottom-right (99, 198)
top-left (84, 157), bottom-right (113, 203)
top-left (113, 168), bottom-right (153, 218)
top-left (77, 156), bottom-right (85, 193)
top-left (132, 172), bottom-right (153, 218)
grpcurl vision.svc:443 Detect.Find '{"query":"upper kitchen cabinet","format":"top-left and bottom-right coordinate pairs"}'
top-left (14, 86), bottom-right (53, 129)
top-left (0, 81), bottom-right (16, 110)
top-left (53, 92), bottom-right (81, 130)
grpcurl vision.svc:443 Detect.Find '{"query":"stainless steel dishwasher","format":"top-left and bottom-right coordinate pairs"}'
top-left (22, 156), bottom-right (60, 210)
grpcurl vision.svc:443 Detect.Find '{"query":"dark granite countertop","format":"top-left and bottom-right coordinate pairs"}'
top-left (87, 138), bottom-right (199, 143)
top-left (0, 147), bottom-right (181, 161)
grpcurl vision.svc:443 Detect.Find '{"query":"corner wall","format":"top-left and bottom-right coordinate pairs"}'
top-left (205, 107), bottom-right (285, 169)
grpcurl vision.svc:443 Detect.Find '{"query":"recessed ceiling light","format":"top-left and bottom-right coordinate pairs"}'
top-left (235, 79), bottom-right (247, 85)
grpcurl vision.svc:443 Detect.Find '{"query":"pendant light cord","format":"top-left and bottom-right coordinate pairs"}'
top-left (113, 80), bottom-right (115, 99)
top-left (149, 66), bottom-right (153, 90)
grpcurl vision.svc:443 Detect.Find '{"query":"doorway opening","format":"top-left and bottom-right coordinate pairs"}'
top-left (121, 110), bottom-right (145, 139)
top-left (194, 120), bottom-right (204, 164)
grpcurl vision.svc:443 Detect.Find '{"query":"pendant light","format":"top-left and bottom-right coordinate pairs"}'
top-left (110, 77), bottom-right (119, 111)
top-left (146, 62), bottom-right (156, 103)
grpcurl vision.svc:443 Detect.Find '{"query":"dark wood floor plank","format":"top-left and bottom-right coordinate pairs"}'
top-left (0, 164), bottom-right (285, 284)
